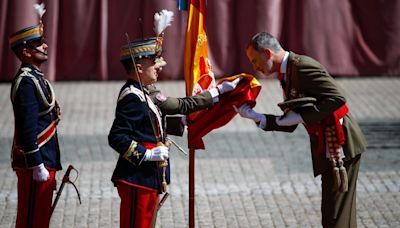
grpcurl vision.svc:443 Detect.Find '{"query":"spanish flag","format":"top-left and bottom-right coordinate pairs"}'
top-left (184, 0), bottom-right (261, 149)
top-left (184, 0), bottom-right (214, 98)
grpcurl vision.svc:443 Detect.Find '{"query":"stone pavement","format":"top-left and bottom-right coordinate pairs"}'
top-left (0, 78), bottom-right (399, 228)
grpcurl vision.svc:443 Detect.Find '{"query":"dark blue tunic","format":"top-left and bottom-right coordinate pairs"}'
top-left (108, 79), bottom-right (166, 192)
top-left (10, 63), bottom-right (61, 170)
top-left (109, 79), bottom-right (215, 192)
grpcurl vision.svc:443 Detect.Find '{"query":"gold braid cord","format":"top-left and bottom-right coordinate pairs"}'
top-left (325, 126), bottom-right (348, 192)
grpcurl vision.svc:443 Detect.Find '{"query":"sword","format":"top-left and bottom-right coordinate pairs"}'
top-left (166, 137), bottom-right (187, 156)
top-left (157, 192), bottom-right (169, 211)
top-left (125, 33), bottom-right (168, 193)
top-left (50, 165), bottom-right (82, 217)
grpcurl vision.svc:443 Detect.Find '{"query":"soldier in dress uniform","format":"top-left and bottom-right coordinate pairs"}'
top-left (9, 4), bottom-right (62, 228)
top-left (235, 32), bottom-right (367, 227)
top-left (108, 23), bottom-right (240, 228)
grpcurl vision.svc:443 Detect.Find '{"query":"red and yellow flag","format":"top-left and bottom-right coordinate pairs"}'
top-left (184, 0), bottom-right (262, 149)
top-left (184, 0), bottom-right (215, 98)
top-left (184, 0), bottom-right (215, 148)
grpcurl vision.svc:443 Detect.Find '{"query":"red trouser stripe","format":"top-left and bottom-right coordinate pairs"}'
top-left (16, 169), bottom-right (56, 228)
top-left (117, 182), bottom-right (158, 228)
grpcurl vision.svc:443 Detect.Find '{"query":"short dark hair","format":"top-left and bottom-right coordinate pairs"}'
top-left (120, 59), bottom-right (136, 74)
top-left (248, 32), bottom-right (282, 52)
top-left (11, 45), bottom-right (25, 60)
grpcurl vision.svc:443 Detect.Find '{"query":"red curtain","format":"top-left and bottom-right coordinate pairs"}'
top-left (1, 0), bottom-right (399, 81)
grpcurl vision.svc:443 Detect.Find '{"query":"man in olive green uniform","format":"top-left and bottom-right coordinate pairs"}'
top-left (235, 32), bottom-right (367, 227)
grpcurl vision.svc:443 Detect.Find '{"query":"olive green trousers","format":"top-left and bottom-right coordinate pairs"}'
top-left (321, 154), bottom-right (361, 228)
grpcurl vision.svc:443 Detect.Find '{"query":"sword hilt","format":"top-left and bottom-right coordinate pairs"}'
top-left (157, 142), bottom-right (169, 192)
top-left (50, 165), bottom-right (81, 217)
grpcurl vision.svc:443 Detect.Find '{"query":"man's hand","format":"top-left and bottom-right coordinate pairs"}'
top-left (32, 163), bottom-right (50, 182)
top-left (275, 111), bottom-right (303, 126)
top-left (217, 77), bottom-right (242, 94)
top-left (144, 145), bottom-right (169, 161)
top-left (233, 104), bottom-right (267, 128)
top-left (181, 115), bottom-right (187, 126)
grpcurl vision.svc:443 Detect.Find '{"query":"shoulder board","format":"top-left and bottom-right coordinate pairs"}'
top-left (11, 68), bottom-right (56, 112)
top-left (118, 85), bottom-right (146, 102)
top-left (19, 67), bottom-right (36, 77)
top-left (11, 68), bottom-right (37, 103)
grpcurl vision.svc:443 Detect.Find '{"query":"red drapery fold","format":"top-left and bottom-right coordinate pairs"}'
top-left (188, 74), bottom-right (261, 149)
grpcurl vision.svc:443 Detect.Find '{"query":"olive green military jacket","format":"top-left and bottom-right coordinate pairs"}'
top-left (262, 52), bottom-right (367, 176)
top-left (147, 84), bottom-right (214, 115)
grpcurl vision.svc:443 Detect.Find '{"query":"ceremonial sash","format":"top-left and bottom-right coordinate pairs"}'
top-left (37, 120), bottom-right (57, 148)
top-left (139, 142), bottom-right (157, 149)
top-left (305, 104), bottom-right (349, 154)
top-left (11, 120), bottom-right (57, 168)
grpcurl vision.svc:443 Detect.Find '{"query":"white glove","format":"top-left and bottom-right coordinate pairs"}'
top-left (181, 115), bottom-right (187, 126)
top-left (275, 110), bottom-right (304, 126)
top-left (32, 163), bottom-right (50, 182)
top-left (144, 145), bottom-right (169, 161)
top-left (233, 104), bottom-right (267, 128)
top-left (217, 77), bottom-right (242, 94)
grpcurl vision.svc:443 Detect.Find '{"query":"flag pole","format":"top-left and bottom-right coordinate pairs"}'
top-left (189, 147), bottom-right (195, 228)
top-left (183, 1), bottom-right (208, 227)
